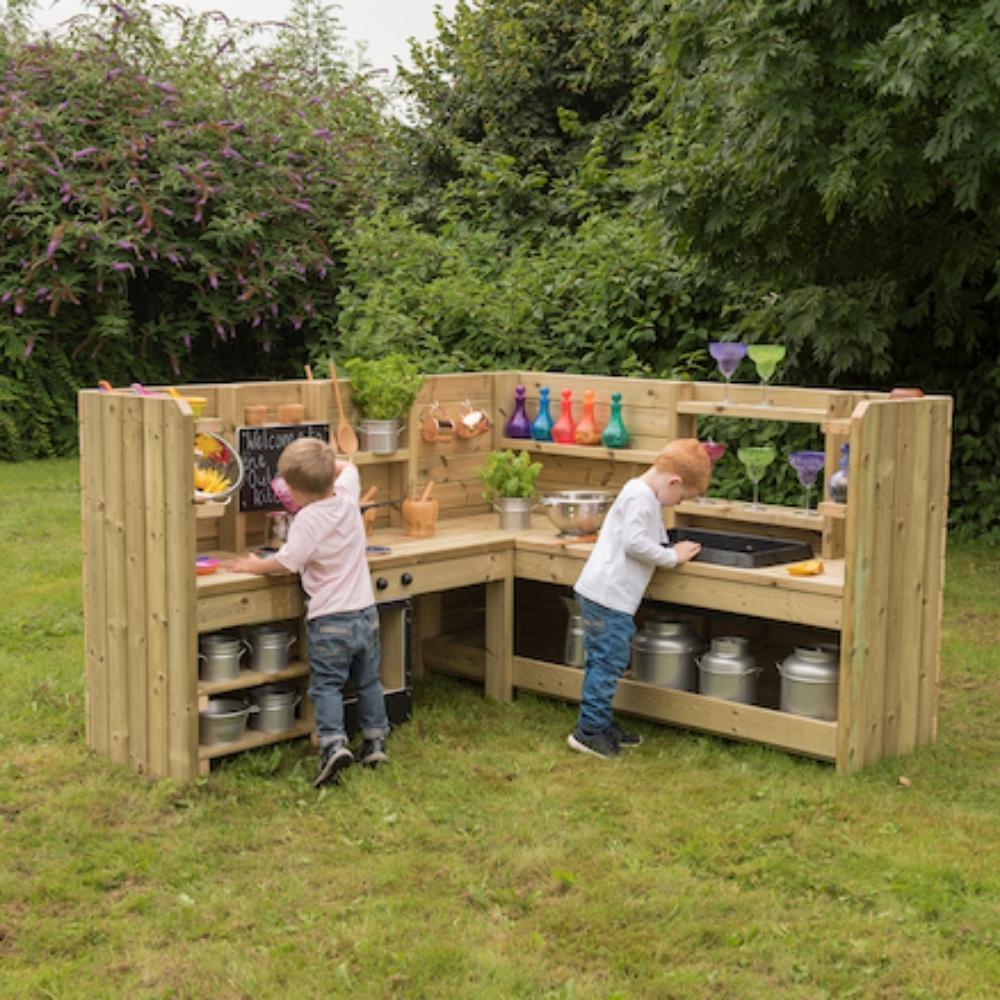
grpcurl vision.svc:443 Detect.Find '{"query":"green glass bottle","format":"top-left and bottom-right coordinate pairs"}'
top-left (601, 391), bottom-right (630, 448)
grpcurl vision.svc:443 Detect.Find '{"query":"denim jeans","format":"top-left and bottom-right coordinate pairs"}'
top-left (307, 605), bottom-right (388, 747)
top-left (574, 592), bottom-right (636, 737)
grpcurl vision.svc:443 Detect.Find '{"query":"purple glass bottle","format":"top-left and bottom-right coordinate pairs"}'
top-left (504, 384), bottom-right (533, 438)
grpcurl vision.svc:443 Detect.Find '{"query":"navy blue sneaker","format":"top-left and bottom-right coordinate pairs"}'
top-left (609, 721), bottom-right (642, 748)
top-left (358, 736), bottom-right (388, 768)
top-left (314, 742), bottom-right (354, 787)
top-left (567, 729), bottom-right (620, 759)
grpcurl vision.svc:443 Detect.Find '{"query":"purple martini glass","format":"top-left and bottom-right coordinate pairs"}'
top-left (789, 450), bottom-right (825, 516)
top-left (708, 342), bottom-right (747, 404)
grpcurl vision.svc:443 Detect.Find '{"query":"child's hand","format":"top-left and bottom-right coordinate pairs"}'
top-left (227, 554), bottom-right (263, 574)
top-left (672, 540), bottom-right (702, 564)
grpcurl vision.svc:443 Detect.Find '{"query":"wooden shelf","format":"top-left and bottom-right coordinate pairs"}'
top-left (199, 718), bottom-right (313, 761)
top-left (674, 499), bottom-right (826, 532)
top-left (352, 449), bottom-right (410, 465)
top-left (676, 401), bottom-right (830, 424)
top-left (497, 437), bottom-right (657, 463)
top-left (198, 660), bottom-right (309, 697)
top-left (817, 501), bottom-right (846, 520)
top-left (194, 499), bottom-right (230, 519)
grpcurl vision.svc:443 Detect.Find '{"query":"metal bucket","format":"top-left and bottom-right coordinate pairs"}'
top-left (198, 634), bottom-right (247, 682)
top-left (494, 497), bottom-right (535, 531)
top-left (359, 419), bottom-right (403, 456)
top-left (247, 629), bottom-right (297, 673)
top-left (248, 685), bottom-right (302, 732)
top-left (198, 697), bottom-right (258, 745)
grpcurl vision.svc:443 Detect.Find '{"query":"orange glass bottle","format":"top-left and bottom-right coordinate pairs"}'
top-left (573, 389), bottom-right (602, 445)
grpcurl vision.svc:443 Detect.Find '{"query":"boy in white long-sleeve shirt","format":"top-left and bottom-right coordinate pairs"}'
top-left (569, 438), bottom-right (711, 759)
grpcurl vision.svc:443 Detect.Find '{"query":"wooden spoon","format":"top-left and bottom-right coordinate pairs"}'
top-left (419, 479), bottom-right (435, 503)
top-left (328, 360), bottom-right (359, 455)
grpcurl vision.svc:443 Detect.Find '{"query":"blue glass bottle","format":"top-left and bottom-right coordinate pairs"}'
top-left (531, 386), bottom-right (553, 441)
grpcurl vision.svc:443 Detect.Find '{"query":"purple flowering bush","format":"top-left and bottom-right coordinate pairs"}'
top-left (0, 0), bottom-right (385, 457)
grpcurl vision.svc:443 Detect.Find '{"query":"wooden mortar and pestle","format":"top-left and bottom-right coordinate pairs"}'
top-left (402, 480), bottom-right (439, 538)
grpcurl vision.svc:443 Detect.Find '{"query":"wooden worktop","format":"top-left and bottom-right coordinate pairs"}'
top-left (197, 513), bottom-right (844, 600)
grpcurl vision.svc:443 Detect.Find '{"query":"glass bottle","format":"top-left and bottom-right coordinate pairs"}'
top-left (531, 386), bottom-right (554, 441)
top-left (504, 384), bottom-right (533, 438)
top-left (573, 388), bottom-right (602, 445)
top-left (828, 443), bottom-right (849, 503)
top-left (551, 388), bottom-right (577, 444)
top-left (601, 391), bottom-right (630, 448)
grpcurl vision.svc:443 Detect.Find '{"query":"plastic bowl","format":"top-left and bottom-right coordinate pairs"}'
top-left (540, 490), bottom-right (616, 536)
top-left (196, 556), bottom-right (220, 576)
top-left (185, 396), bottom-right (207, 419)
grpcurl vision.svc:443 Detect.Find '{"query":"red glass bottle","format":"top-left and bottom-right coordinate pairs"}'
top-left (551, 388), bottom-right (577, 444)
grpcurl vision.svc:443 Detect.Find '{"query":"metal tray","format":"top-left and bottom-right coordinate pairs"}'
top-left (668, 527), bottom-right (814, 569)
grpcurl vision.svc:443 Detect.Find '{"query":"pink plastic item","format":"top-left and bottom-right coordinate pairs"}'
top-left (270, 475), bottom-right (301, 513)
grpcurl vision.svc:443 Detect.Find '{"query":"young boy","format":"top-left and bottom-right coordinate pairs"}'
top-left (568, 438), bottom-right (711, 759)
top-left (228, 437), bottom-right (389, 787)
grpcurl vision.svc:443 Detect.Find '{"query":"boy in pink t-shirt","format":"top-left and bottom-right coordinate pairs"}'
top-left (228, 437), bottom-right (388, 787)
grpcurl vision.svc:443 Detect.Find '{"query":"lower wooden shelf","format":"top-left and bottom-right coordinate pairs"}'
top-left (421, 638), bottom-right (837, 762)
top-left (674, 499), bottom-right (826, 532)
top-left (199, 718), bottom-right (314, 761)
top-left (199, 661), bottom-right (309, 697)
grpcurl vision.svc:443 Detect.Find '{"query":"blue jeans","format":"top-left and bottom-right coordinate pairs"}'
top-left (307, 606), bottom-right (388, 748)
top-left (574, 592), bottom-right (636, 737)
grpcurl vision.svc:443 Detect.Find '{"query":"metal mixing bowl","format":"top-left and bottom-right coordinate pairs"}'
top-left (540, 490), bottom-right (616, 536)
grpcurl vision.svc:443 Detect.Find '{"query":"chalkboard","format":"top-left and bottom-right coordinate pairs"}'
top-left (237, 423), bottom-right (330, 512)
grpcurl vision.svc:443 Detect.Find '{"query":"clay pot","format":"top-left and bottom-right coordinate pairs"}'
top-left (889, 387), bottom-right (924, 400)
top-left (277, 402), bottom-right (304, 424)
top-left (244, 404), bottom-right (268, 426)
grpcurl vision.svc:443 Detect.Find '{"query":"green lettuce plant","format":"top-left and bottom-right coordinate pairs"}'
top-left (342, 353), bottom-right (425, 422)
top-left (477, 449), bottom-right (543, 501)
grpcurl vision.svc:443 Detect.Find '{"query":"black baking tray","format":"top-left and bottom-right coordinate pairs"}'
top-left (667, 527), bottom-right (814, 568)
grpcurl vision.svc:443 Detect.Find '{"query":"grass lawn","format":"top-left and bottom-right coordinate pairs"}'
top-left (1, 458), bottom-right (998, 999)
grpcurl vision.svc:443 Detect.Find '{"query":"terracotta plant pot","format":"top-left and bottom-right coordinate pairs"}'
top-left (243, 404), bottom-right (268, 426)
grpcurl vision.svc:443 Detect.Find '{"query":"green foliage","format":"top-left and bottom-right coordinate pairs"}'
top-left (341, 353), bottom-right (425, 421)
top-left (477, 449), bottom-right (543, 500)
top-left (0, 0), bottom-right (386, 457)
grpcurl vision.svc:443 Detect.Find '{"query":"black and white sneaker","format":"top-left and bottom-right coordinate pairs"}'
top-left (358, 736), bottom-right (388, 768)
top-left (567, 729), bottom-right (620, 759)
top-left (609, 721), bottom-right (642, 748)
top-left (313, 742), bottom-right (354, 787)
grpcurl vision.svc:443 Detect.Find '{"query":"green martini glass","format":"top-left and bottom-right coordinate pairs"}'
top-left (737, 445), bottom-right (776, 510)
top-left (747, 344), bottom-right (786, 405)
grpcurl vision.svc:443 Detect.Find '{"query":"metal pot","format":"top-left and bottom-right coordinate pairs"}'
top-left (247, 628), bottom-right (297, 673)
top-left (198, 697), bottom-right (258, 745)
top-left (697, 636), bottom-right (759, 704)
top-left (248, 685), bottom-right (302, 732)
top-left (561, 596), bottom-right (585, 668)
top-left (777, 645), bottom-right (840, 720)
top-left (358, 419), bottom-right (404, 456)
top-left (494, 496), bottom-right (536, 531)
top-left (198, 633), bottom-right (248, 682)
top-left (631, 620), bottom-right (701, 690)
top-left (540, 490), bottom-right (615, 536)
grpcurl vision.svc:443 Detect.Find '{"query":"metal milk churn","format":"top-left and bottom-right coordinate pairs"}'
top-left (777, 645), bottom-right (840, 720)
top-left (630, 620), bottom-right (700, 691)
top-left (561, 596), bottom-right (586, 668)
top-left (697, 636), bottom-right (759, 704)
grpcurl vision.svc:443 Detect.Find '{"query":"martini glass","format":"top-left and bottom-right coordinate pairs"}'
top-left (747, 344), bottom-right (786, 405)
top-left (697, 440), bottom-right (728, 504)
top-left (788, 450), bottom-right (825, 516)
top-left (708, 342), bottom-right (747, 404)
top-left (737, 445), bottom-right (776, 510)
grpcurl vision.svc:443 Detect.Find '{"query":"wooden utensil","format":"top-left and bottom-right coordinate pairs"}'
top-left (360, 485), bottom-right (379, 536)
top-left (419, 479), bottom-right (435, 502)
top-left (328, 359), bottom-right (359, 456)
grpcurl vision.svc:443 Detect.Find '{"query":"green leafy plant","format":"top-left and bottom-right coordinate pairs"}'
top-left (477, 449), bottom-right (543, 501)
top-left (342, 353), bottom-right (425, 422)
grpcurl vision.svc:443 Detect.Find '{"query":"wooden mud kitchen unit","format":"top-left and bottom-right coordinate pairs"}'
top-left (79, 371), bottom-right (951, 779)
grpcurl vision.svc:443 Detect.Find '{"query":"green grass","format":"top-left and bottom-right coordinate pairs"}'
top-left (1, 458), bottom-right (998, 999)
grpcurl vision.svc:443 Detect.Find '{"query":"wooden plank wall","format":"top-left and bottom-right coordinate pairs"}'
top-left (837, 397), bottom-right (951, 772)
top-left (79, 392), bottom-right (198, 779)
top-left (413, 372), bottom-right (496, 518)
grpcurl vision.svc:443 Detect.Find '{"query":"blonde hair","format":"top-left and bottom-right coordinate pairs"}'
top-left (278, 437), bottom-right (337, 496)
top-left (653, 438), bottom-right (711, 495)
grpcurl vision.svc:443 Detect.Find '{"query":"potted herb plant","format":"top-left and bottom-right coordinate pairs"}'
top-left (343, 353), bottom-right (425, 454)
top-left (477, 449), bottom-right (544, 530)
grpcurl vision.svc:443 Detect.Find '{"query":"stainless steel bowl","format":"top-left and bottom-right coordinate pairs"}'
top-left (540, 490), bottom-right (616, 536)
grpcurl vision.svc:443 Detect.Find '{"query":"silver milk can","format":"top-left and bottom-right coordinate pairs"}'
top-left (777, 645), bottom-right (840, 720)
top-left (630, 620), bottom-right (701, 691)
top-left (697, 636), bottom-right (759, 704)
top-left (561, 596), bottom-right (586, 668)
